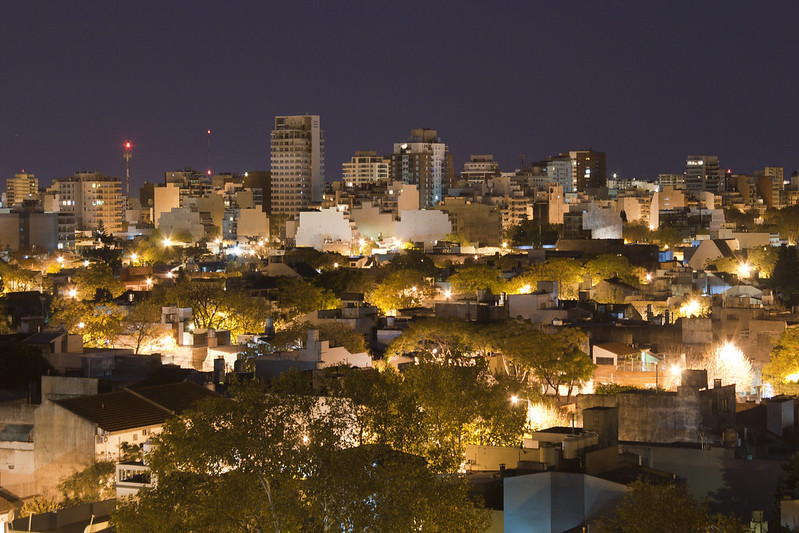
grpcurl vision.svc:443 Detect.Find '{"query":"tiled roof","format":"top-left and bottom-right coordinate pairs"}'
top-left (130, 381), bottom-right (217, 415)
top-left (595, 342), bottom-right (640, 356)
top-left (55, 382), bottom-right (217, 432)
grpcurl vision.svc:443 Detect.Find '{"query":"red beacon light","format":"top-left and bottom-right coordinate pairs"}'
top-left (125, 141), bottom-right (132, 150)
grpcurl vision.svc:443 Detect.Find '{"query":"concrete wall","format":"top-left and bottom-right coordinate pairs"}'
top-left (464, 445), bottom-right (540, 471)
top-left (158, 207), bottom-right (205, 242)
top-left (33, 402), bottom-right (96, 495)
top-left (295, 208), bottom-right (354, 250)
top-left (349, 203), bottom-right (395, 241)
top-left (153, 183), bottom-right (180, 229)
top-left (236, 208), bottom-right (269, 240)
top-left (395, 209), bottom-right (451, 245)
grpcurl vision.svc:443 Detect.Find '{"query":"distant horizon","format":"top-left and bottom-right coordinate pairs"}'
top-left (3, 2), bottom-right (797, 190)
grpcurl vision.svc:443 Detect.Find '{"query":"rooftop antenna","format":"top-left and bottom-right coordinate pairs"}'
top-left (123, 141), bottom-right (132, 199)
top-left (207, 129), bottom-right (212, 176)
top-left (520, 154), bottom-right (526, 169)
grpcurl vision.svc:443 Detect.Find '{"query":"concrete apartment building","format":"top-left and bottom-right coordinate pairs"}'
top-left (390, 128), bottom-right (454, 208)
top-left (685, 155), bottom-right (722, 196)
top-left (5, 172), bottom-right (38, 207)
top-left (565, 149), bottom-right (606, 191)
top-left (342, 150), bottom-right (389, 186)
top-left (270, 114), bottom-right (324, 216)
top-left (50, 172), bottom-right (123, 233)
top-left (461, 154), bottom-right (500, 185)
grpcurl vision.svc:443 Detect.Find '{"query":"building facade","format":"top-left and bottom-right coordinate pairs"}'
top-left (50, 172), bottom-right (123, 233)
top-left (685, 155), bottom-right (722, 196)
top-left (390, 128), bottom-right (453, 208)
top-left (342, 150), bottom-right (389, 187)
top-left (6, 173), bottom-right (38, 207)
top-left (270, 114), bottom-right (324, 216)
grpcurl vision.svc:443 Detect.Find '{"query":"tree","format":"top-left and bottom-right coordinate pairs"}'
top-left (365, 269), bottom-right (434, 315)
top-left (763, 328), bottom-right (799, 395)
top-left (72, 263), bottom-right (125, 300)
top-left (113, 379), bottom-right (490, 532)
top-left (623, 220), bottom-right (652, 243)
top-left (384, 318), bottom-right (486, 362)
top-left (585, 254), bottom-right (645, 287)
top-left (122, 300), bottom-right (172, 354)
top-left (166, 279), bottom-right (273, 335)
top-left (268, 321), bottom-right (369, 355)
top-left (598, 479), bottom-right (748, 533)
top-left (651, 226), bottom-right (683, 249)
top-left (275, 277), bottom-right (339, 323)
top-left (448, 265), bottom-right (507, 295)
top-left (313, 267), bottom-right (370, 297)
top-left (59, 460), bottom-right (116, 506)
top-left (504, 219), bottom-right (561, 247)
top-left (770, 245), bottom-right (799, 302)
top-left (51, 298), bottom-right (125, 348)
top-left (495, 323), bottom-right (594, 400)
top-left (519, 258), bottom-right (585, 300)
top-left (0, 340), bottom-right (56, 388)
top-left (748, 246), bottom-right (779, 278)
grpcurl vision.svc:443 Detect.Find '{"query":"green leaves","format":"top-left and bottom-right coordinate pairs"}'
top-left (113, 379), bottom-right (490, 532)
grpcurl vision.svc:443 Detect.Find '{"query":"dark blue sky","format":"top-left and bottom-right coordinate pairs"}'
top-left (2, 1), bottom-right (797, 190)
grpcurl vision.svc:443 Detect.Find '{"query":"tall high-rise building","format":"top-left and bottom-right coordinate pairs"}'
top-left (563, 150), bottom-right (606, 191)
top-left (6, 173), bottom-right (38, 207)
top-left (50, 172), bottom-right (123, 233)
top-left (270, 115), bottom-right (324, 216)
top-left (342, 151), bottom-right (390, 187)
top-left (685, 155), bottom-right (721, 195)
top-left (390, 128), bottom-right (453, 208)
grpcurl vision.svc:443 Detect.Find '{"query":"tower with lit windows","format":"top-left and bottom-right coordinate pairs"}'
top-left (269, 115), bottom-right (324, 216)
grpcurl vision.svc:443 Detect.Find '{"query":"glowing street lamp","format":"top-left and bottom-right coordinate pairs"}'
top-left (738, 262), bottom-right (752, 278)
top-left (56, 256), bottom-right (64, 264)
top-left (163, 237), bottom-right (173, 247)
top-left (83, 260), bottom-right (89, 267)
top-left (67, 288), bottom-right (77, 299)
top-left (77, 321), bottom-right (85, 329)
top-left (145, 278), bottom-right (153, 287)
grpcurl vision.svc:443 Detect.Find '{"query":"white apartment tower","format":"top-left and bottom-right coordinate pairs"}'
top-left (685, 155), bottom-right (721, 195)
top-left (270, 115), bottom-right (324, 216)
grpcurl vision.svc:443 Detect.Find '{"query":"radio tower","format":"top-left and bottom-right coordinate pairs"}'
top-left (207, 129), bottom-right (212, 176)
top-left (123, 141), bottom-right (132, 199)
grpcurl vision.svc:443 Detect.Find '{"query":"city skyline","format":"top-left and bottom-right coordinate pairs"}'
top-left (2, 2), bottom-right (798, 189)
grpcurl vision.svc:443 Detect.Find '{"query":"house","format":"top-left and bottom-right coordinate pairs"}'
top-left (32, 378), bottom-right (216, 495)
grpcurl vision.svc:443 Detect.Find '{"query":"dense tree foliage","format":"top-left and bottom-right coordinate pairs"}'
top-left (448, 264), bottom-right (507, 295)
top-left (598, 479), bottom-right (748, 533)
top-left (113, 379), bottom-right (491, 532)
top-left (493, 322), bottom-right (595, 399)
top-left (504, 219), bottom-right (561, 247)
top-left (51, 298), bottom-right (125, 348)
top-left (763, 328), bottom-right (799, 395)
top-left (71, 263), bottom-right (125, 300)
top-left (0, 340), bottom-right (56, 388)
top-left (770, 245), bottom-right (799, 302)
top-left (165, 279), bottom-right (273, 335)
top-left (365, 269), bottom-right (435, 315)
top-left (275, 277), bottom-right (339, 323)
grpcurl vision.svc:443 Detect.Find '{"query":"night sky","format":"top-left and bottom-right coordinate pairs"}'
top-left (2, 1), bottom-right (798, 190)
